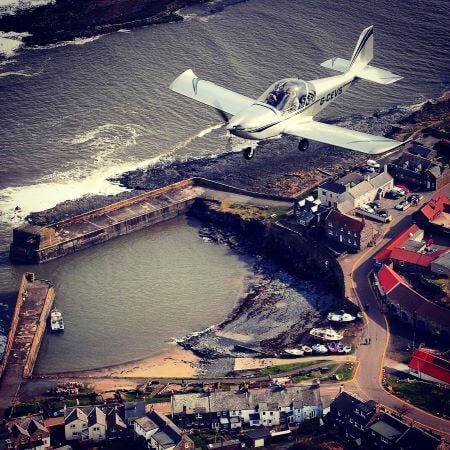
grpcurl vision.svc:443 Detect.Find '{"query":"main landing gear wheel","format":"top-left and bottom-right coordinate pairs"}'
top-left (243, 147), bottom-right (255, 160)
top-left (298, 138), bottom-right (309, 152)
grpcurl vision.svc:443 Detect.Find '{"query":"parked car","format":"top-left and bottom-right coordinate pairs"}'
top-left (407, 194), bottom-right (423, 205)
top-left (395, 200), bottom-right (411, 211)
top-left (376, 209), bottom-right (392, 222)
top-left (368, 201), bottom-right (380, 210)
top-left (395, 184), bottom-right (410, 194)
top-left (386, 189), bottom-right (403, 199)
top-left (366, 159), bottom-right (381, 169)
top-left (360, 203), bottom-right (375, 214)
top-left (361, 165), bottom-right (375, 174)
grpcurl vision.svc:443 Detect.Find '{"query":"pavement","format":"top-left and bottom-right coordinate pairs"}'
top-left (338, 189), bottom-right (450, 438)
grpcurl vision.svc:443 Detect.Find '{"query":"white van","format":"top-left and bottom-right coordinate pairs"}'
top-left (366, 159), bottom-right (381, 169)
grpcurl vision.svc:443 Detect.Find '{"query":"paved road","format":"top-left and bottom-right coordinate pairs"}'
top-left (340, 195), bottom-right (450, 438)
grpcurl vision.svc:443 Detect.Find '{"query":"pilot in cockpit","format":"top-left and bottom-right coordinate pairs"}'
top-left (278, 87), bottom-right (299, 112)
top-left (267, 84), bottom-right (286, 107)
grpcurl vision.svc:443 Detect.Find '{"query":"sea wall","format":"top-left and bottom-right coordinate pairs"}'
top-left (189, 199), bottom-right (345, 296)
top-left (23, 285), bottom-right (55, 378)
top-left (0, 275), bottom-right (27, 379)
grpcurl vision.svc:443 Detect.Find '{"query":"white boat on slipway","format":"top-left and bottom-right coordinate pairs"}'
top-left (309, 327), bottom-right (343, 341)
top-left (327, 311), bottom-right (356, 322)
top-left (50, 308), bottom-right (64, 332)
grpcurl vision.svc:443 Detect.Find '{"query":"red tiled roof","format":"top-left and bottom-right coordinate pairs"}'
top-left (377, 265), bottom-right (406, 294)
top-left (419, 195), bottom-right (449, 221)
top-left (390, 247), bottom-right (447, 267)
top-left (326, 209), bottom-right (365, 233)
top-left (374, 224), bottom-right (420, 262)
top-left (409, 349), bottom-right (450, 384)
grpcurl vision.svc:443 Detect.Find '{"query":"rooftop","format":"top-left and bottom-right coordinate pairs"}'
top-left (409, 349), bottom-right (450, 384)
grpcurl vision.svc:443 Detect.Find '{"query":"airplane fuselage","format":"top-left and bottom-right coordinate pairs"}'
top-left (227, 72), bottom-right (355, 141)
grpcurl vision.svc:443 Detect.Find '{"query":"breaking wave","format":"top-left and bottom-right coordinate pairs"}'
top-left (0, 31), bottom-right (30, 58)
top-left (0, 122), bottom-right (226, 225)
top-left (0, 0), bottom-right (54, 16)
top-left (31, 34), bottom-right (104, 50)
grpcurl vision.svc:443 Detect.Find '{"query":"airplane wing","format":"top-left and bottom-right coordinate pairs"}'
top-left (283, 119), bottom-right (405, 154)
top-left (169, 69), bottom-right (254, 116)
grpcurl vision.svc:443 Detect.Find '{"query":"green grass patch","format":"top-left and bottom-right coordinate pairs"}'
top-left (190, 432), bottom-right (227, 449)
top-left (388, 378), bottom-right (450, 418)
top-left (11, 402), bottom-right (41, 418)
top-left (334, 362), bottom-right (356, 381)
top-left (260, 360), bottom-right (327, 377)
top-left (222, 202), bottom-right (290, 221)
top-left (145, 396), bottom-right (170, 404)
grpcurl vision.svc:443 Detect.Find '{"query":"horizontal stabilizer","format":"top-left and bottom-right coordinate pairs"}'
top-left (321, 58), bottom-right (402, 85)
top-left (284, 119), bottom-right (406, 154)
top-left (169, 69), bottom-right (254, 115)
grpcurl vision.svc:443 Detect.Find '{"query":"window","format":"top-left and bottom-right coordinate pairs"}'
top-left (328, 230), bottom-right (333, 235)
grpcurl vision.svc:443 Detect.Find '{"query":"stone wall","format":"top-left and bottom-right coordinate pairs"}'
top-left (189, 199), bottom-right (345, 297)
top-left (0, 275), bottom-right (27, 379)
top-left (23, 284), bottom-right (55, 378)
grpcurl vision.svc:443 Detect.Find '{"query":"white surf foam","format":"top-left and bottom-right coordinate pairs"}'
top-left (0, 122), bottom-right (224, 225)
top-left (0, 0), bottom-right (54, 16)
top-left (32, 34), bottom-right (104, 50)
top-left (0, 31), bottom-right (30, 58)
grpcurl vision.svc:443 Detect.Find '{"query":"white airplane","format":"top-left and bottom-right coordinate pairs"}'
top-left (170, 26), bottom-right (405, 160)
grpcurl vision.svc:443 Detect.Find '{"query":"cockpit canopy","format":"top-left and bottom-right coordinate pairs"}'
top-left (258, 78), bottom-right (316, 114)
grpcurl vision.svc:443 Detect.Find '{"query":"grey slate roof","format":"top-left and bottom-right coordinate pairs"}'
top-left (369, 413), bottom-right (409, 440)
top-left (172, 386), bottom-right (322, 415)
top-left (124, 402), bottom-right (146, 422)
top-left (135, 416), bottom-right (158, 433)
top-left (369, 170), bottom-right (393, 189)
top-left (320, 181), bottom-right (347, 194)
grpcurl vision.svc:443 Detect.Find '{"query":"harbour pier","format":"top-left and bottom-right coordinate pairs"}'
top-left (0, 273), bottom-right (54, 419)
top-left (10, 178), bottom-right (293, 264)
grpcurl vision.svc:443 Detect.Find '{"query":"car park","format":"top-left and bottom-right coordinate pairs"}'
top-left (395, 200), bottom-right (411, 211)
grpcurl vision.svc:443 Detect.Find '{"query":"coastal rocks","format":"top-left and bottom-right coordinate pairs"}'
top-left (0, 0), bottom-right (207, 46)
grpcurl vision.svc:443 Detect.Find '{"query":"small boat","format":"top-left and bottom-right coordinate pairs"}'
top-left (327, 342), bottom-right (339, 353)
top-left (312, 344), bottom-right (328, 354)
top-left (327, 311), bottom-right (356, 322)
top-left (337, 343), bottom-right (345, 353)
top-left (284, 348), bottom-right (304, 357)
top-left (300, 345), bottom-right (313, 354)
top-left (310, 327), bottom-right (343, 341)
top-left (50, 308), bottom-right (64, 332)
top-left (343, 344), bottom-right (352, 354)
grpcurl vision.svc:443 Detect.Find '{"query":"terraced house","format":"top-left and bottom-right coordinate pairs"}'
top-left (171, 385), bottom-right (323, 430)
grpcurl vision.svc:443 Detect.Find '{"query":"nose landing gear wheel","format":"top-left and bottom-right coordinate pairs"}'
top-left (243, 147), bottom-right (255, 160)
top-left (298, 138), bottom-right (309, 152)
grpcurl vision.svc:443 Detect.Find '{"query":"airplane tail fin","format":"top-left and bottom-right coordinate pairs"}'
top-left (320, 26), bottom-right (402, 85)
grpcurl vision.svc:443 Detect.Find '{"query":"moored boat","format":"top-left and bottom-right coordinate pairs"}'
top-left (50, 308), bottom-right (64, 332)
top-left (327, 342), bottom-right (338, 353)
top-left (300, 345), bottom-right (313, 354)
top-left (312, 343), bottom-right (328, 354)
top-left (284, 348), bottom-right (304, 357)
top-left (343, 344), bottom-right (352, 354)
top-left (327, 311), bottom-right (356, 322)
top-left (310, 327), bottom-right (343, 341)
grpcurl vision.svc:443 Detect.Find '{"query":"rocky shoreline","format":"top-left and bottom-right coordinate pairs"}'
top-left (0, 0), bottom-right (208, 46)
top-left (26, 92), bottom-right (450, 227)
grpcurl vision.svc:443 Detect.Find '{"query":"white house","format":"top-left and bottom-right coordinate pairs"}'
top-left (318, 168), bottom-right (393, 212)
top-left (64, 406), bottom-right (106, 442)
